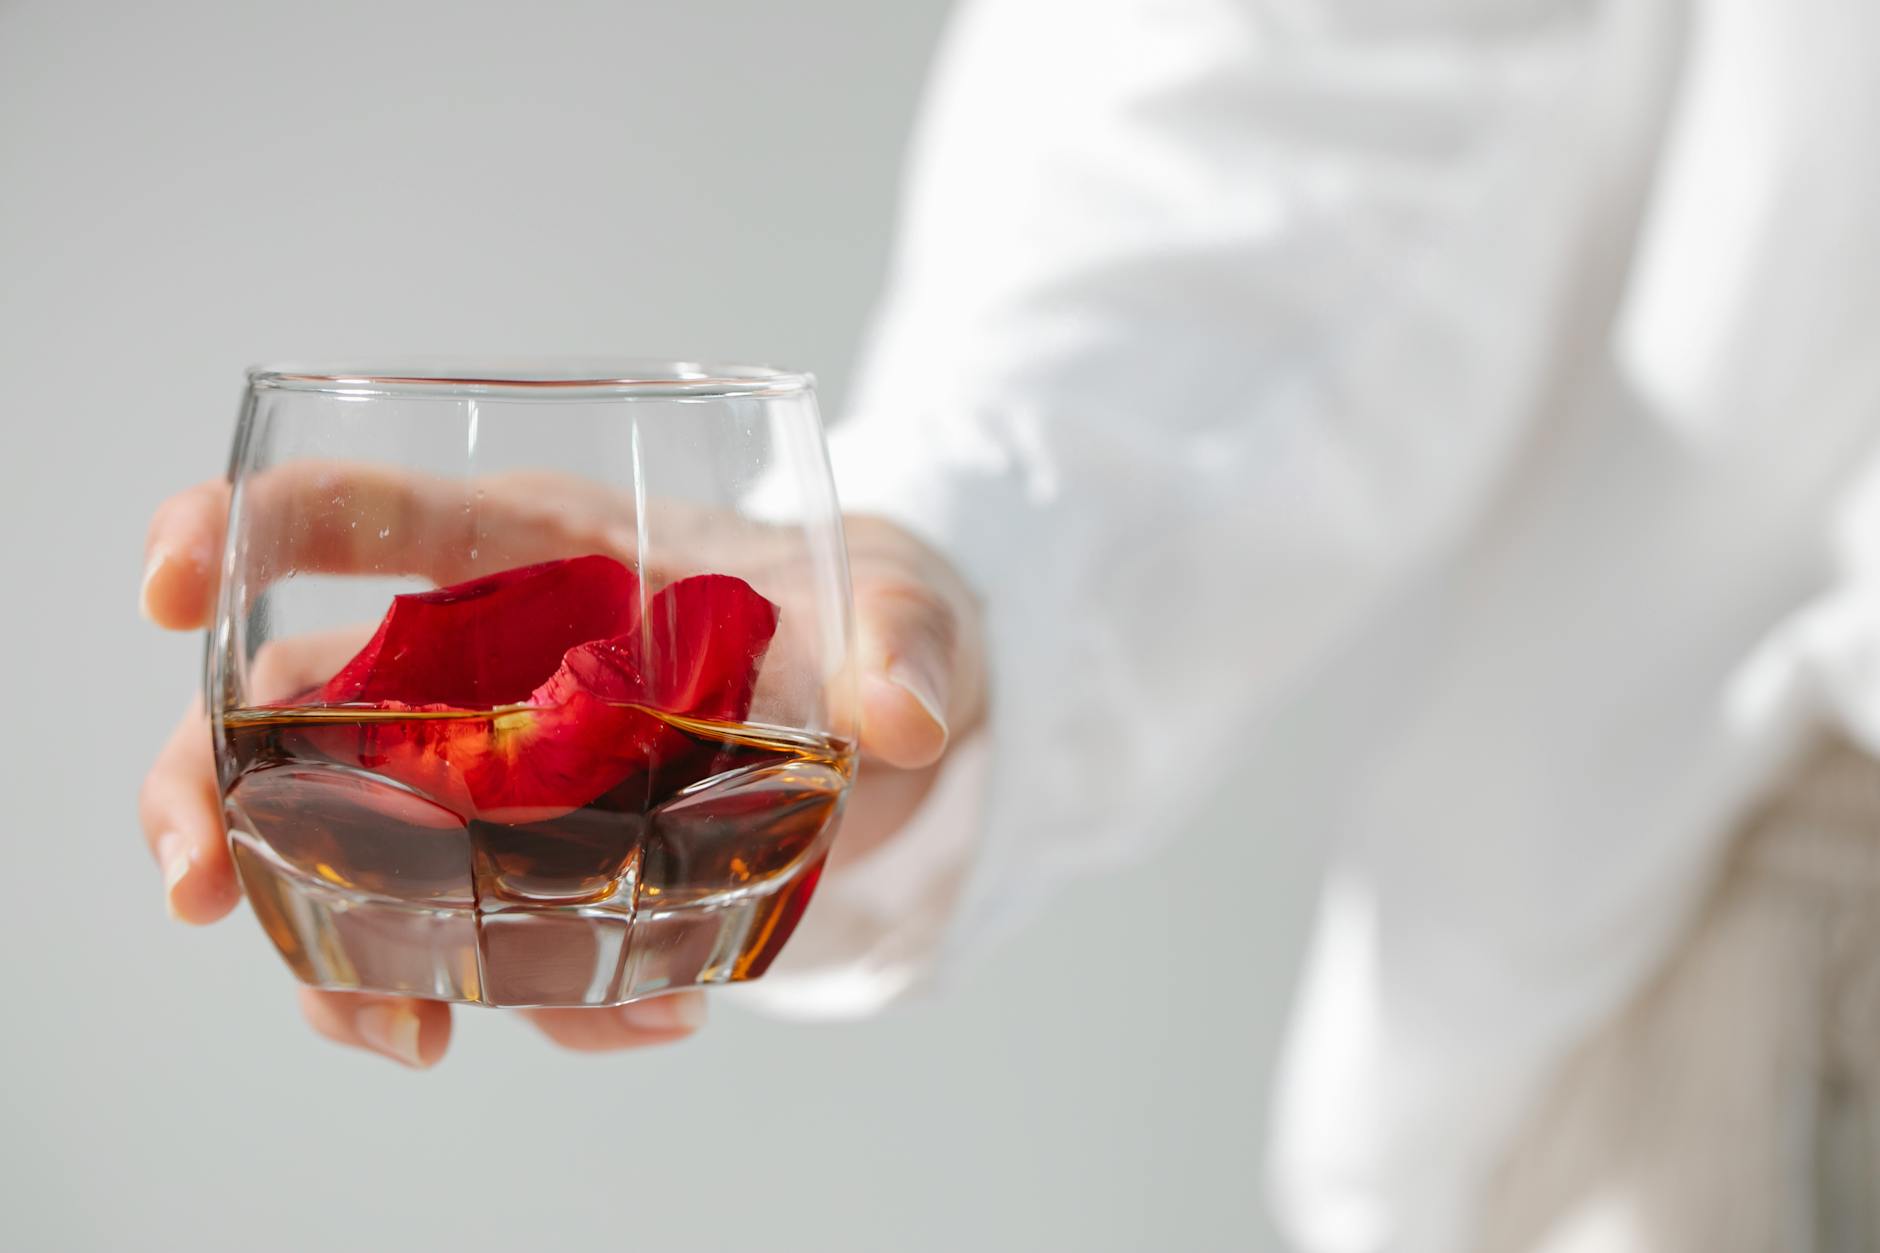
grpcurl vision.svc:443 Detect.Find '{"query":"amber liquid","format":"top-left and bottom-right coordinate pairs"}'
top-left (219, 706), bottom-right (852, 1007)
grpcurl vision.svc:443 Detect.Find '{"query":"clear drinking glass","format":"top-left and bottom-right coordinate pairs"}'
top-left (208, 361), bottom-right (854, 1008)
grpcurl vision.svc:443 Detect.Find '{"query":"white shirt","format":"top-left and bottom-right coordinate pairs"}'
top-left (739, 1), bottom-right (1880, 1249)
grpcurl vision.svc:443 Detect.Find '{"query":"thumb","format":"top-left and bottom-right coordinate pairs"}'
top-left (141, 480), bottom-right (230, 630)
top-left (854, 577), bottom-right (965, 770)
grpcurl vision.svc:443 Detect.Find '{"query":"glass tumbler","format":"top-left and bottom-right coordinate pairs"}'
top-left (208, 361), bottom-right (854, 1007)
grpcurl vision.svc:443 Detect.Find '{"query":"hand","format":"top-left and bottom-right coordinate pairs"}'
top-left (138, 469), bottom-right (985, 1067)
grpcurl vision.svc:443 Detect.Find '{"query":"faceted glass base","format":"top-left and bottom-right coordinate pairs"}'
top-left (228, 829), bottom-right (826, 1007)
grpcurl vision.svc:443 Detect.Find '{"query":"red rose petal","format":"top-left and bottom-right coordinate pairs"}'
top-left (317, 554), bottom-right (641, 707)
top-left (637, 574), bottom-right (782, 718)
top-left (294, 565), bottom-right (782, 821)
top-left (402, 695), bottom-right (667, 824)
top-left (528, 634), bottom-right (647, 707)
top-left (500, 574), bottom-right (781, 811)
top-left (454, 574), bottom-right (781, 814)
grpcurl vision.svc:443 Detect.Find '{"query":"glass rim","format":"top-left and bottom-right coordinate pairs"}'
top-left (247, 358), bottom-right (815, 400)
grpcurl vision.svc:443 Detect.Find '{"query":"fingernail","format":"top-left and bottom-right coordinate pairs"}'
top-left (156, 831), bottom-right (193, 921)
top-left (138, 550), bottom-right (166, 622)
top-left (356, 1003), bottom-right (426, 1068)
top-left (887, 657), bottom-right (949, 740)
top-left (617, 993), bottom-right (707, 1034)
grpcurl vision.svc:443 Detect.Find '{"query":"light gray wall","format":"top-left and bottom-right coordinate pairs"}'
top-left (0, 4), bottom-right (1313, 1249)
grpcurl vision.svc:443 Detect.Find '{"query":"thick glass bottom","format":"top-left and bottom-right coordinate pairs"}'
top-left (227, 830), bottom-right (827, 1007)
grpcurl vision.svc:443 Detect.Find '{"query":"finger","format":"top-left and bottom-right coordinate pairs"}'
top-left (141, 463), bottom-right (809, 640)
top-left (240, 462), bottom-right (504, 584)
top-left (843, 516), bottom-right (986, 770)
top-left (524, 994), bottom-right (707, 1052)
top-left (141, 480), bottom-right (230, 629)
top-left (138, 700), bottom-right (241, 925)
top-left (141, 464), bottom-right (642, 627)
top-left (853, 577), bottom-right (963, 770)
top-left (298, 988), bottom-right (451, 1068)
top-left (247, 624), bottom-right (377, 704)
top-left (235, 461), bottom-right (640, 586)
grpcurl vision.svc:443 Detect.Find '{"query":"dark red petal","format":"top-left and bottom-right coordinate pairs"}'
top-left (286, 703), bottom-right (479, 819)
top-left (294, 565), bottom-right (780, 822)
top-left (317, 554), bottom-right (641, 707)
top-left (436, 574), bottom-right (781, 814)
top-left (443, 697), bottom-right (653, 820)
top-left (306, 699), bottom-right (653, 823)
top-left (529, 635), bottom-right (648, 707)
top-left (637, 574), bottom-right (782, 720)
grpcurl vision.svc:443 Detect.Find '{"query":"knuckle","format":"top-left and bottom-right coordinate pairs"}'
top-left (862, 580), bottom-right (958, 659)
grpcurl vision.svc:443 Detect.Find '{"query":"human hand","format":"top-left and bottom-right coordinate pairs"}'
top-left (138, 467), bottom-right (984, 1067)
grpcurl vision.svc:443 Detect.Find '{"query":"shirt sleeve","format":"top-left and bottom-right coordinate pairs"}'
top-left (735, 0), bottom-right (1605, 1021)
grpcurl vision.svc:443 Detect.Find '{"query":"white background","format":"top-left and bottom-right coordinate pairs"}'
top-left (0, 4), bottom-right (1316, 1249)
